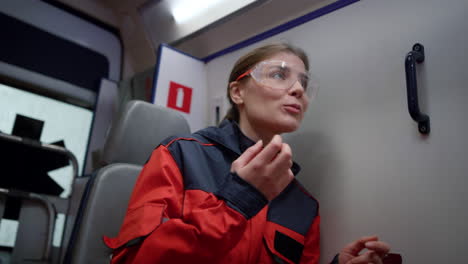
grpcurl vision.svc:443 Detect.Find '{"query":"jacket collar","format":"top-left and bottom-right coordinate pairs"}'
top-left (196, 119), bottom-right (301, 175)
top-left (196, 119), bottom-right (250, 155)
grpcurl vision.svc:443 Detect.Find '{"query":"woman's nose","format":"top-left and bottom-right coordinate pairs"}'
top-left (289, 80), bottom-right (305, 98)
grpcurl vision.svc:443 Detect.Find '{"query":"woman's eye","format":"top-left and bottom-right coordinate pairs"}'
top-left (299, 76), bottom-right (309, 89)
top-left (271, 71), bottom-right (286, 80)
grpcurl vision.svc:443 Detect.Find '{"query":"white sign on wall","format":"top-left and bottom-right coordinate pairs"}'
top-left (152, 44), bottom-right (207, 132)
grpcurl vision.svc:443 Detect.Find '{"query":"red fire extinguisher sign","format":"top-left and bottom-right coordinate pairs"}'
top-left (167, 81), bottom-right (193, 113)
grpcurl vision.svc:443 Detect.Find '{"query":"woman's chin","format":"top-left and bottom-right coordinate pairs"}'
top-left (272, 118), bottom-right (301, 133)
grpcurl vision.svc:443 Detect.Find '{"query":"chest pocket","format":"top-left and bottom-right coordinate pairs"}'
top-left (263, 222), bottom-right (305, 264)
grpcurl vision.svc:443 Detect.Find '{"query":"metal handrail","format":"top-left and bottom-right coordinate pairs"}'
top-left (0, 133), bottom-right (79, 178)
top-left (0, 132), bottom-right (80, 263)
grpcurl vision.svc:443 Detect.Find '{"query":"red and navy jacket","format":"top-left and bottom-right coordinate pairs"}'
top-left (104, 120), bottom-right (320, 264)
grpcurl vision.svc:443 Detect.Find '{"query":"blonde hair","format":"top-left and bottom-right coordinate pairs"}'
top-left (224, 43), bottom-right (309, 122)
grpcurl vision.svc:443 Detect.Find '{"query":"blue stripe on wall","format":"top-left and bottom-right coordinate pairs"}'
top-left (201, 0), bottom-right (359, 63)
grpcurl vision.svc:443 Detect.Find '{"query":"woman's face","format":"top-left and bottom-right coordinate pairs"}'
top-left (232, 52), bottom-right (310, 135)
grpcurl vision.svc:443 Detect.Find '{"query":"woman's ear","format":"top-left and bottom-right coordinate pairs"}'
top-left (229, 81), bottom-right (244, 105)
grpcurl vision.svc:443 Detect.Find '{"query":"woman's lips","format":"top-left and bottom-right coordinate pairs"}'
top-left (283, 104), bottom-right (301, 114)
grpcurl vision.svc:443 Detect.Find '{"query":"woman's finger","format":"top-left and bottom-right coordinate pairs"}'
top-left (253, 135), bottom-right (283, 165)
top-left (272, 143), bottom-right (292, 170)
top-left (364, 241), bottom-right (390, 258)
top-left (231, 140), bottom-right (263, 172)
top-left (342, 236), bottom-right (379, 256)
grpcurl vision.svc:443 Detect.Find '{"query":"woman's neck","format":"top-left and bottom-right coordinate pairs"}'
top-left (238, 116), bottom-right (276, 145)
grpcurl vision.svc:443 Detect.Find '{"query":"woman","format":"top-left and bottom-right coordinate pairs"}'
top-left (104, 43), bottom-right (390, 264)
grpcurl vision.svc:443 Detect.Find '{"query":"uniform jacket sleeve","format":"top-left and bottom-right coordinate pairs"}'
top-left (300, 210), bottom-right (320, 263)
top-left (103, 144), bottom-right (268, 264)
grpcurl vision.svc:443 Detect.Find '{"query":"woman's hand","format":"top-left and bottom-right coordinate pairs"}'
top-left (231, 135), bottom-right (294, 200)
top-left (338, 236), bottom-right (390, 264)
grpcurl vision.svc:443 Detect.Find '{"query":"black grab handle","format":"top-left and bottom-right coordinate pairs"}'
top-left (405, 43), bottom-right (430, 134)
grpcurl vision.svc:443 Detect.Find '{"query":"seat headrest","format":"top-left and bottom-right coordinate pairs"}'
top-left (102, 100), bottom-right (190, 165)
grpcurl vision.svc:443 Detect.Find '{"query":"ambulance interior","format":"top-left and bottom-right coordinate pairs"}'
top-left (0, 0), bottom-right (467, 263)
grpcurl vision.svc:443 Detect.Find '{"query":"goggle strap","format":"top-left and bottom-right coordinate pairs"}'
top-left (235, 68), bottom-right (253, 81)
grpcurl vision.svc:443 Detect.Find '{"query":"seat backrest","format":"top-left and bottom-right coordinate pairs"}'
top-left (102, 100), bottom-right (191, 166)
top-left (12, 195), bottom-right (56, 264)
top-left (64, 100), bottom-right (190, 263)
top-left (0, 189), bottom-right (57, 264)
top-left (68, 164), bottom-right (142, 264)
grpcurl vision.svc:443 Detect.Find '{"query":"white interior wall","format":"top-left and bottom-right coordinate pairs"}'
top-left (205, 0), bottom-right (468, 263)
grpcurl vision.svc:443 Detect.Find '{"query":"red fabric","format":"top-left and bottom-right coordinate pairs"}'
top-left (103, 203), bottom-right (165, 249)
top-left (300, 214), bottom-right (321, 264)
top-left (103, 145), bottom-right (320, 264)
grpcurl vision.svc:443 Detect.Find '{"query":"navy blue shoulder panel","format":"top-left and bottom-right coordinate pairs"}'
top-left (267, 180), bottom-right (318, 236)
top-left (164, 133), bottom-right (236, 193)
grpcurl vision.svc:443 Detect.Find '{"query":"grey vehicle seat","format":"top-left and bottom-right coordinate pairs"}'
top-left (63, 100), bottom-right (190, 264)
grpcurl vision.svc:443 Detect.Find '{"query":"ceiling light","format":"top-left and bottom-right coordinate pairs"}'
top-left (169, 0), bottom-right (256, 25)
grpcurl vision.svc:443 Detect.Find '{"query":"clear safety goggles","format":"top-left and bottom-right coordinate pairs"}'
top-left (236, 60), bottom-right (319, 99)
